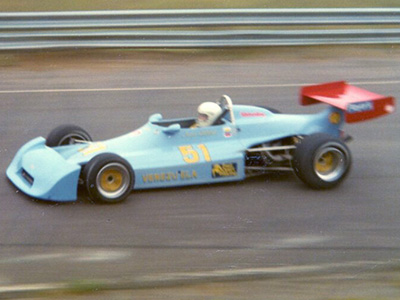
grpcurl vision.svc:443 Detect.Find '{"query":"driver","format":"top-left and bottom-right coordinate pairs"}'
top-left (192, 102), bottom-right (223, 128)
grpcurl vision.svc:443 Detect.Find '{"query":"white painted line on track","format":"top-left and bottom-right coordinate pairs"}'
top-left (0, 260), bottom-right (398, 297)
top-left (0, 80), bottom-right (399, 95)
top-left (0, 83), bottom-right (311, 94)
top-left (0, 283), bottom-right (67, 293)
top-left (0, 250), bottom-right (130, 264)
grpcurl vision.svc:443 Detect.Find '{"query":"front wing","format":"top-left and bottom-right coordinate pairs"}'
top-left (6, 137), bottom-right (81, 202)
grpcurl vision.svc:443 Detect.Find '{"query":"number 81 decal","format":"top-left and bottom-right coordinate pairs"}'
top-left (178, 144), bottom-right (211, 164)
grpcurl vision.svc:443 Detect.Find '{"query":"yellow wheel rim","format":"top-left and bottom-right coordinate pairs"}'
top-left (315, 152), bottom-right (335, 173)
top-left (100, 169), bottom-right (123, 192)
top-left (96, 162), bottom-right (131, 199)
top-left (313, 146), bottom-right (348, 182)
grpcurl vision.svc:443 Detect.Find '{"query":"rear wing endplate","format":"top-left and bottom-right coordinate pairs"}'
top-left (301, 81), bottom-right (395, 123)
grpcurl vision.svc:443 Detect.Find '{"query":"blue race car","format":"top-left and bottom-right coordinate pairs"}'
top-left (6, 81), bottom-right (395, 204)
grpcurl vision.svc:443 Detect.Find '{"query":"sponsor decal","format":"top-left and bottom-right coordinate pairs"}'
top-left (223, 127), bottom-right (232, 138)
top-left (79, 142), bottom-right (107, 156)
top-left (212, 163), bottom-right (238, 178)
top-left (185, 130), bottom-right (217, 138)
top-left (142, 170), bottom-right (198, 183)
top-left (347, 101), bottom-right (374, 113)
top-left (240, 112), bottom-right (266, 117)
top-left (329, 112), bottom-right (341, 124)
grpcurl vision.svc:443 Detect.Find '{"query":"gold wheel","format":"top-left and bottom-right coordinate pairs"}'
top-left (313, 147), bottom-right (346, 182)
top-left (96, 162), bottom-right (131, 200)
top-left (99, 169), bottom-right (124, 193)
top-left (315, 152), bottom-right (335, 173)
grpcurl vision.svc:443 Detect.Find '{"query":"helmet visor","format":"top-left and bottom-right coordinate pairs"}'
top-left (198, 113), bottom-right (209, 121)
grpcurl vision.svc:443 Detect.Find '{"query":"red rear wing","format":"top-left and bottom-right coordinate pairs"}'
top-left (300, 81), bottom-right (395, 123)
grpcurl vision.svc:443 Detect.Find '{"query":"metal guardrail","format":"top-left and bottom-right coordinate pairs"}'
top-left (1, 8), bottom-right (399, 50)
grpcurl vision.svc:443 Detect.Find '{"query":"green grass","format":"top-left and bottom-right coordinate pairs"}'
top-left (1, 0), bottom-right (400, 11)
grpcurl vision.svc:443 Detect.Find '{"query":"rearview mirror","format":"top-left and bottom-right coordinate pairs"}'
top-left (162, 123), bottom-right (181, 135)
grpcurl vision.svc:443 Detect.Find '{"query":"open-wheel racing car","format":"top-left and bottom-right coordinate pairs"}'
top-left (7, 81), bottom-right (395, 204)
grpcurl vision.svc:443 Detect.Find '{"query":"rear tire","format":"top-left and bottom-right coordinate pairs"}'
top-left (292, 133), bottom-right (351, 189)
top-left (46, 124), bottom-right (92, 147)
top-left (82, 153), bottom-right (134, 204)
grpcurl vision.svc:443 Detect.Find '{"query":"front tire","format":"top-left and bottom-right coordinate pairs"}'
top-left (46, 124), bottom-right (92, 147)
top-left (82, 153), bottom-right (134, 204)
top-left (292, 133), bottom-right (351, 189)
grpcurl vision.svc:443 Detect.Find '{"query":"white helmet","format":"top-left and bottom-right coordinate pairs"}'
top-left (196, 102), bottom-right (223, 127)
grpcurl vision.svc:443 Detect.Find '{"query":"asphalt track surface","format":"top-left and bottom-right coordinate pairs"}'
top-left (0, 47), bottom-right (399, 297)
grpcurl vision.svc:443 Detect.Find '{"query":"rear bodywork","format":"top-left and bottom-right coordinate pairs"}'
top-left (6, 81), bottom-right (395, 202)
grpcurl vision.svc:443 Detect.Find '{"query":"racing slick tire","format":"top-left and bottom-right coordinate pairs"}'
top-left (292, 133), bottom-right (351, 189)
top-left (82, 153), bottom-right (134, 204)
top-left (46, 124), bottom-right (92, 147)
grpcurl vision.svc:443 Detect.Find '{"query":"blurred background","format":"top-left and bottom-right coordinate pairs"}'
top-left (0, 1), bottom-right (399, 299)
